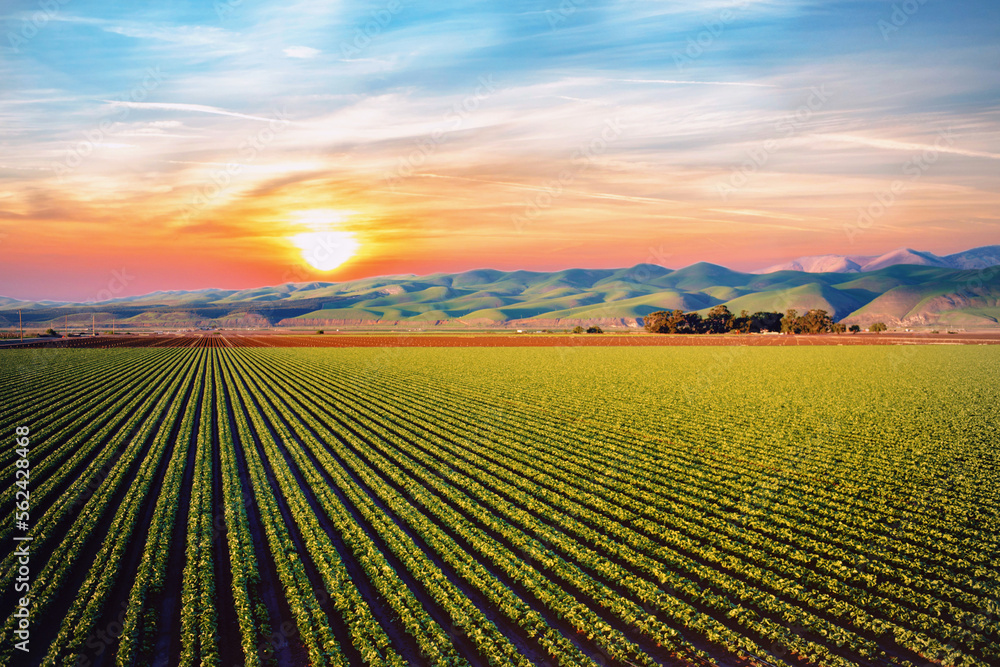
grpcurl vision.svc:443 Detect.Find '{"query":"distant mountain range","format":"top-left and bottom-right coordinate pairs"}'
top-left (3, 245), bottom-right (999, 330)
top-left (755, 245), bottom-right (1000, 274)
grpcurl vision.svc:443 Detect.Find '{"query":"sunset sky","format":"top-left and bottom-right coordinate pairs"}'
top-left (2, 0), bottom-right (998, 300)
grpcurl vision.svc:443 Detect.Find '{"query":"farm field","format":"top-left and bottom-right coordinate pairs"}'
top-left (1, 346), bottom-right (998, 667)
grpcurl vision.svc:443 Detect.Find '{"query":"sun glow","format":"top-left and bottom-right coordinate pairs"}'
top-left (288, 209), bottom-right (361, 271)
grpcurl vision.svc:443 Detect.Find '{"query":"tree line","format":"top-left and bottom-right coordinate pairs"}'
top-left (644, 306), bottom-right (880, 334)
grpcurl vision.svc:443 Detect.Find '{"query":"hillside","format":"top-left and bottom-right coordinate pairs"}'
top-left (3, 259), bottom-right (999, 330)
top-left (756, 244), bottom-right (1000, 274)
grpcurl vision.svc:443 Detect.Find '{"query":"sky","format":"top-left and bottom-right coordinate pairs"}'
top-left (1, 0), bottom-right (999, 301)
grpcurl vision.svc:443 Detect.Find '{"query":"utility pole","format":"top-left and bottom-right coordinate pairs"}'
top-left (18, 309), bottom-right (23, 341)
top-left (112, 316), bottom-right (115, 335)
top-left (92, 313), bottom-right (95, 336)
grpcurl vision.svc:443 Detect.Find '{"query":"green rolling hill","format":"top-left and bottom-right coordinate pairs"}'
top-left (4, 261), bottom-right (999, 330)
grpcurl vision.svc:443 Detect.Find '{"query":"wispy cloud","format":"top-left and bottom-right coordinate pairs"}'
top-left (416, 173), bottom-right (684, 205)
top-left (102, 23), bottom-right (242, 48)
top-left (31, 14), bottom-right (246, 50)
top-left (283, 46), bottom-right (320, 59)
top-left (708, 208), bottom-right (815, 222)
top-left (817, 133), bottom-right (1000, 161)
top-left (103, 101), bottom-right (288, 124)
top-left (618, 78), bottom-right (778, 88)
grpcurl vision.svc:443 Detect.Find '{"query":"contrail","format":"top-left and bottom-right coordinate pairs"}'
top-left (819, 133), bottom-right (1000, 160)
top-left (103, 101), bottom-right (287, 124)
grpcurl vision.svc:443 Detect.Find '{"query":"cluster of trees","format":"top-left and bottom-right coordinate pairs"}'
top-left (644, 306), bottom-right (881, 335)
top-left (571, 325), bottom-right (604, 334)
top-left (780, 308), bottom-right (842, 334)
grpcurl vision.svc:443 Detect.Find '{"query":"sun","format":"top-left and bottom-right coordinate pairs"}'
top-left (287, 209), bottom-right (361, 271)
top-left (290, 231), bottom-right (360, 271)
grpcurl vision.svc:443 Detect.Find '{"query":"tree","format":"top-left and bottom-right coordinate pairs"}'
top-left (781, 309), bottom-right (800, 334)
top-left (750, 311), bottom-right (783, 333)
top-left (44, 328), bottom-right (58, 337)
top-left (661, 309), bottom-right (682, 333)
top-left (586, 325), bottom-right (604, 334)
top-left (646, 308), bottom-right (784, 335)
top-left (643, 311), bottom-right (670, 334)
top-left (645, 309), bottom-right (702, 334)
top-left (682, 312), bottom-right (704, 334)
top-left (799, 309), bottom-right (833, 334)
top-left (572, 325), bottom-right (585, 334)
top-left (316, 330), bottom-right (325, 334)
top-left (871, 322), bottom-right (887, 333)
top-left (705, 305), bottom-right (732, 334)
top-left (729, 309), bottom-right (751, 334)
top-left (849, 324), bottom-right (861, 333)
top-left (831, 322), bottom-right (846, 334)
